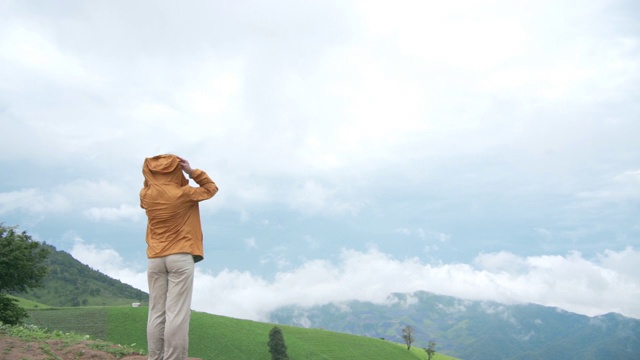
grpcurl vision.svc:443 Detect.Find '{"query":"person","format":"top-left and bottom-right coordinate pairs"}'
top-left (140, 154), bottom-right (218, 360)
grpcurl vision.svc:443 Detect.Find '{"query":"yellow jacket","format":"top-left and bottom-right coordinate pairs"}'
top-left (140, 154), bottom-right (218, 262)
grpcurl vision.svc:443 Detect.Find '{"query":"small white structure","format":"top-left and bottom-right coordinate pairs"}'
top-left (132, 302), bottom-right (141, 307)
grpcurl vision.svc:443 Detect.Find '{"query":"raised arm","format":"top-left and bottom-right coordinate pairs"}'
top-left (178, 157), bottom-right (218, 201)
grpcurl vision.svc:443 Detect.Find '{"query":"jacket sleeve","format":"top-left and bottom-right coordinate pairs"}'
top-left (186, 169), bottom-right (218, 202)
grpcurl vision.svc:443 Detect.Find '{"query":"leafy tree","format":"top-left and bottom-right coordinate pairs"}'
top-left (12, 243), bottom-right (148, 307)
top-left (0, 225), bottom-right (50, 324)
top-left (0, 296), bottom-right (28, 325)
top-left (424, 341), bottom-right (437, 360)
top-left (402, 325), bottom-right (415, 350)
top-left (267, 326), bottom-right (289, 360)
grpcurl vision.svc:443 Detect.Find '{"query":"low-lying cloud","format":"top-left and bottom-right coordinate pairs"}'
top-left (71, 241), bottom-right (640, 322)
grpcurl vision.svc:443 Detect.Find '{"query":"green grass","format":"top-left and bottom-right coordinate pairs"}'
top-left (7, 295), bottom-right (52, 309)
top-left (25, 306), bottom-right (458, 359)
top-left (27, 307), bottom-right (110, 340)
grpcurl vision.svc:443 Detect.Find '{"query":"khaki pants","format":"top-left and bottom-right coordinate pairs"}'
top-left (147, 254), bottom-right (195, 360)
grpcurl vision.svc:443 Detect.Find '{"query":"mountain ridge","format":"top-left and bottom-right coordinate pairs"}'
top-left (269, 291), bottom-right (640, 360)
top-left (13, 243), bottom-right (148, 307)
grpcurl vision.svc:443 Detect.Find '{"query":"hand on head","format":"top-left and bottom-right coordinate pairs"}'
top-left (176, 156), bottom-right (194, 176)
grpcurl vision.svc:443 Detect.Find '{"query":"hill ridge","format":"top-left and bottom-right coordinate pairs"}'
top-left (13, 244), bottom-right (148, 307)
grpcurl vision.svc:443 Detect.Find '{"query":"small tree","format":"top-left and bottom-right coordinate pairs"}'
top-left (268, 326), bottom-right (289, 360)
top-left (401, 325), bottom-right (415, 350)
top-left (0, 225), bottom-right (50, 325)
top-left (0, 296), bottom-right (28, 325)
top-left (424, 341), bottom-right (437, 360)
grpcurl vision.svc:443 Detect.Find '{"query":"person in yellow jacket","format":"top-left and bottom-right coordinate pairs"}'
top-left (140, 154), bottom-right (218, 360)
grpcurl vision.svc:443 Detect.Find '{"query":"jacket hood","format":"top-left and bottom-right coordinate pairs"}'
top-left (142, 154), bottom-right (188, 187)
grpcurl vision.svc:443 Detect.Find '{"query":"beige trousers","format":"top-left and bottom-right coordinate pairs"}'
top-left (147, 254), bottom-right (195, 360)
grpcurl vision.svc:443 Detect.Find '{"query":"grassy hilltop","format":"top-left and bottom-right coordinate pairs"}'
top-left (24, 305), bottom-right (456, 360)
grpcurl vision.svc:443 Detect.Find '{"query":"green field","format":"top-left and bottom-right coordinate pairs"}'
top-left (8, 295), bottom-right (52, 310)
top-left (25, 306), bottom-right (457, 359)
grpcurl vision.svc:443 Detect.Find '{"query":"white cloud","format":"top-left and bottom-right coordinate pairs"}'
top-left (597, 246), bottom-right (640, 281)
top-left (58, 180), bottom-right (136, 206)
top-left (436, 300), bottom-right (469, 315)
top-left (424, 230), bottom-right (451, 243)
top-left (0, 188), bottom-right (70, 215)
top-left (259, 246), bottom-right (291, 270)
top-left (288, 180), bottom-right (361, 216)
top-left (473, 251), bottom-right (529, 273)
top-left (84, 204), bottom-right (144, 222)
top-left (0, 179), bottom-right (140, 219)
top-left (386, 293), bottom-right (419, 309)
top-left (76, 244), bottom-right (640, 322)
top-left (577, 169), bottom-right (640, 203)
top-left (0, 20), bottom-right (102, 85)
top-left (244, 237), bottom-right (257, 250)
top-left (356, 0), bottom-right (529, 70)
top-left (70, 239), bottom-right (148, 292)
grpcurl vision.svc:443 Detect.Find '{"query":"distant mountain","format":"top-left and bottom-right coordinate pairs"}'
top-left (13, 244), bottom-right (148, 307)
top-left (269, 291), bottom-right (640, 360)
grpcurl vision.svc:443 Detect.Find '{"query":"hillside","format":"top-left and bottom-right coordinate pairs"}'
top-left (269, 291), bottom-right (640, 360)
top-left (12, 244), bottom-right (148, 307)
top-left (22, 307), bottom-right (457, 360)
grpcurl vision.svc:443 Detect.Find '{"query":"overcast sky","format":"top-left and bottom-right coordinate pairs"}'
top-left (1, 0), bottom-right (639, 321)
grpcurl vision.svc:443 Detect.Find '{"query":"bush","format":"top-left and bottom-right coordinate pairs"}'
top-left (0, 296), bottom-right (28, 325)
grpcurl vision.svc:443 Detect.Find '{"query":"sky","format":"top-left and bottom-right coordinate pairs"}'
top-left (1, 0), bottom-right (639, 322)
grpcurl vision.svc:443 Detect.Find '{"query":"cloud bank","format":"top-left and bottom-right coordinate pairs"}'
top-left (71, 241), bottom-right (640, 322)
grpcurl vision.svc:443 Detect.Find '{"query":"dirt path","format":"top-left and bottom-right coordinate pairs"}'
top-left (0, 335), bottom-right (201, 360)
